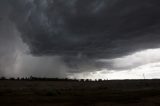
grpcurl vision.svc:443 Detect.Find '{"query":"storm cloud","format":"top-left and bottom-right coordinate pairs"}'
top-left (1, 0), bottom-right (160, 77)
top-left (10, 0), bottom-right (160, 57)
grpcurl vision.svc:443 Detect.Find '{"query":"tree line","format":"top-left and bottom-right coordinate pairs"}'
top-left (0, 76), bottom-right (107, 82)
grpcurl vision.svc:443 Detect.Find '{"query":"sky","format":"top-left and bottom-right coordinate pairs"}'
top-left (0, 0), bottom-right (160, 79)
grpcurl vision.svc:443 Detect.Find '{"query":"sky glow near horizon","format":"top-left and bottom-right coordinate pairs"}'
top-left (6, 46), bottom-right (160, 79)
top-left (69, 48), bottom-right (160, 79)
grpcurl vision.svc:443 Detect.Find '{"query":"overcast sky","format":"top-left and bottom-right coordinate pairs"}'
top-left (0, 0), bottom-right (160, 79)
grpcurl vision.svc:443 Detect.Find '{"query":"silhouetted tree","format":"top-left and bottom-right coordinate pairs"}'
top-left (0, 77), bottom-right (6, 80)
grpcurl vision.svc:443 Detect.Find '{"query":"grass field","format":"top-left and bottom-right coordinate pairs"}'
top-left (0, 80), bottom-right (160, 106)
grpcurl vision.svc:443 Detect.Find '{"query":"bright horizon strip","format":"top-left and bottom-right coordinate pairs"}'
top-left (68, 48), bottom-right (160, 80)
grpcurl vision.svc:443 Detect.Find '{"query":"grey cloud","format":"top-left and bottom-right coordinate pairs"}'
top-left (1, 0), bottom-right (160, 76)
top-left (10, 0), bottom-right (160, 57)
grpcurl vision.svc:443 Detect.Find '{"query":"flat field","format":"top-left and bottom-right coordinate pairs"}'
top-left (0, 80), bottom-right (160, 106)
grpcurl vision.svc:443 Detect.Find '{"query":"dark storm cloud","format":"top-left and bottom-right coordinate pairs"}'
top-left (2, 0), bottom-right (160, 74)
top-left (10, 0), bottom-right (160, 57)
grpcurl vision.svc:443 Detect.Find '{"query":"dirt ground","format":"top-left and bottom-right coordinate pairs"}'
top-left (0, 80), bottom-right (160, 106)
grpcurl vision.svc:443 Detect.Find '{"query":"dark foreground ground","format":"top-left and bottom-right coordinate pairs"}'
top-left (0, 80), bottom-right (160, 106)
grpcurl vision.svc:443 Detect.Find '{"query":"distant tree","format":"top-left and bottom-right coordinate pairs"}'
top-left (85, 79), bottom-right (90, 82)
top-left (9, 78), bottom-right (15, 80)
top-left (0, 77), bottom-right (6, 80)
top-left (16, 77), bottom-right (20, 80)
top-left (98, 79), bottom-right (103, 82)
top-left (95, 79), bottom-right (98, 82)
top-left (80, 79), bottom-right (85, 82)
top-left (21, 78), bottom-right (25, 80)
